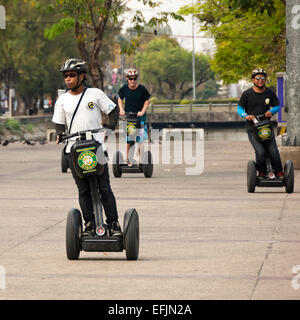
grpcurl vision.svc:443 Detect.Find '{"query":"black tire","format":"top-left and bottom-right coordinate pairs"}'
top-left (284, 160), bottom-right (294, 194)
top-left (66, 208), bottom-right (82, 260)
top-left (247, 160), bottom-right (257, 193)
top-left (61, 147), bottom-right (69, 173)
top-left (113, 151), bottom-right (123, 178)
top-left (123, 208), bottom-right (139, 260)
top-left (142, 151), bottom-right (153, 178)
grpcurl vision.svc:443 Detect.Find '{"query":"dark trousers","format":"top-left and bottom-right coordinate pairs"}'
top-left (69, 159), bottom-right (118, 225)
top-left (247, 130), bottom-right (283, 173)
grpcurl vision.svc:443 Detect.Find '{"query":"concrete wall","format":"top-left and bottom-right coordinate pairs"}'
top-left (148, 111), bottom-right (243, 123)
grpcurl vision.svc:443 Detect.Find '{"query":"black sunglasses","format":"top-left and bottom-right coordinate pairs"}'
top-left (254, 76), bottom-right (266, 80)
top-left (128, 77), bottom-right (137, 81)
top-left (63, 73), bottom-right (77, 78)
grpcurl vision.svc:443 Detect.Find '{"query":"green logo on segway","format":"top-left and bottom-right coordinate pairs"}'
top-left (127, 123), bottom-right (136, 135)
top-left (258, 126), bottom-right (271, 140)
top-left (78, 151), bottom-right (97, 171)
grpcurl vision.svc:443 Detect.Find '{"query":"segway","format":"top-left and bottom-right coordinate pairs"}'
top-left (62, 128), bottom-right (139, 260)
top-left (247, 114), bottom-right (294, 193)
top-left (113, 112), bottom-right (153, 178)
top-left (61, 144), bottom-right (69, 173)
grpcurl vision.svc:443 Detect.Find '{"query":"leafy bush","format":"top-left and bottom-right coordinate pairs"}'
top-left (180, 99), bottom-right (190, 104)
top-left (5, 119), bottom-right (21, 131)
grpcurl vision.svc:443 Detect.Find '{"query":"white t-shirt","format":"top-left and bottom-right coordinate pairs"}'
top-left (52, 88), bottom-right (116, 153)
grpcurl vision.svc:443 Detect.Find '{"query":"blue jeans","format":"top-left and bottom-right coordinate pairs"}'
top-left (247, 129), bottom-right (283, 173)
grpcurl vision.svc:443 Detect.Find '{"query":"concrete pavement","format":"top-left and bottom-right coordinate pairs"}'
top-left (0, 138), bottom-right (299, 300)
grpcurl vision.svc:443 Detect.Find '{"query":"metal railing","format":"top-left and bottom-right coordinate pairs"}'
top-left (149, 103), bottom-right (238, 113)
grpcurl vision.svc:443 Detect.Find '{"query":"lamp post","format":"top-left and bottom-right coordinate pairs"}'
top-left (192, 0), bottom-right (196, 101)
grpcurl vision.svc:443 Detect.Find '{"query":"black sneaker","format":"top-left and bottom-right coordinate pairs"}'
top-left (109, 220), bottom-right (123, 237)
top-left (82, 221), bottom-right (95, 237)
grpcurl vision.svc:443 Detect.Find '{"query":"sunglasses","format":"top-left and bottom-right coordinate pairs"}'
top-left (128, 77), bottom-right (137, 81)
top-left (63, 73), bottom-right (77, 79)
top-left (254, 76), bottom-right (266, 80)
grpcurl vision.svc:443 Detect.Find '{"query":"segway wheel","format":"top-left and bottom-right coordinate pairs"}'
top-left (123, 208), bottom-right (139, 260)
top-left (284, 160), bottom-right (294, 194)
top-left (113, 151), bottom-right (123, 178)
top-left (61, 148), bottom-right (69, 173)
top-left (247, 160), bottom-right (257, 193)
top-left (142, 151), bottom-right (153, 178)
top-left (66, 208), bottom-right (82, 260)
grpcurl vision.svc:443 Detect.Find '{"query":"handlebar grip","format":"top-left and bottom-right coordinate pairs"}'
top-left (58, 133), bottom-right (65, 143)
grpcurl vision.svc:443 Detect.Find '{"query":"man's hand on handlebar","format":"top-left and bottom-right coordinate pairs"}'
top-left (246, 112), bottom-right (272, 123)
top-left (265, 111), bottom-right (272, 118)
top-left (137, 111), bottom-right (144, 117)
top-left (56, 132), bottom-right (65, 144)
top-left (246, 115), bottom-right (255, 121)
top-left (119, 109), bottom-right (125, 116)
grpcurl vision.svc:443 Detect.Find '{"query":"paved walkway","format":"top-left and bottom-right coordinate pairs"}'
top-left (0, 139), bottom-right (299, 300)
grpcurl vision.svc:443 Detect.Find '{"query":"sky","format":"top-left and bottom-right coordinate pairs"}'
top-left (122, 0), bottom-right (215, 54)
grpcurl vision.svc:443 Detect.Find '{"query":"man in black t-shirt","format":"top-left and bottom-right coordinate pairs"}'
top-left (118, 69), bottom-right (151, 166)
top-left (237, 68), bottom-right (283, 178)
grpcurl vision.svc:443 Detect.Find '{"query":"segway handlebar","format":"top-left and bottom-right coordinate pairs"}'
top-left (252, 113), bottom-right (270, 124)
top-left (59, 128), bottom-right (105, 142)
top-left (125, 112), bottom-right (138, 117)
top-left (119, 112), bottom-right (139, 121)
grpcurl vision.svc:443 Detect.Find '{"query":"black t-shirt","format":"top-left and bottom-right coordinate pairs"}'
top-left (118, 84), bottom-right (151, 113)
top-left (238, 87), bottom-right (280, 128)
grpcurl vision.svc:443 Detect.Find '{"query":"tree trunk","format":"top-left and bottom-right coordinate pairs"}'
top-left (90, 53), bottom-right (104, 89)
top-left (180, 80), bottom-right (205, 99)
top-left (167, 81), bottom-right (176, 100)
top-left (286, 0), bottom-right (300, 145)
top-left (74, 1), bottom-right (112, 90)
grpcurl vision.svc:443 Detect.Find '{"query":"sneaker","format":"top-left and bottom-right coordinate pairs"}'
top-left (276, 171), bottom-right (284, 180)
top-left (127, 159), bottom-right (137, 167)
top-left (109, 220), bottom-right (123, 237)
top-left (82, 221), bottom-right (95, 237)
top-left (258, 171), bottom-right (266, 179)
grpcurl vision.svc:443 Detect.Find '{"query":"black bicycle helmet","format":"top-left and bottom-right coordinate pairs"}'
top-left (251, 68), bottom-right (267, 79)
top-left (60, 58), bottom-right (87, 73)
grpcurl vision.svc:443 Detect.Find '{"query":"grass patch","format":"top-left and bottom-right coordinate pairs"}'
top-left (25, 123), bottom-right (34, 133)
top-left (4, 118), bottom-right (21, 132)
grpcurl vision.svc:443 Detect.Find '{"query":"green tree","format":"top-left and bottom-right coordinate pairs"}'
top-left (135, 37), bottom-right (214, 99)
top-left (199, 79), bottom-right (220, 99)
top-left (36, 0), bottom-right (184, 89)
top-left (0, 0), bottom-right (79, 114)
top-left (179, 0), bottom-right (286, 84)
top-left (122, 23), bottom-right (173, 73)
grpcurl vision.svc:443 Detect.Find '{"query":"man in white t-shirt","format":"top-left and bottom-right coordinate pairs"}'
top-left (52, 58), bottom-right (121, 237)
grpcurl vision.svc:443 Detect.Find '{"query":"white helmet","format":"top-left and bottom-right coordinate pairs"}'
top-left (60, 58), bottom-right (87, 73)
top-left (125, 68), bottom-right (138, 78)
top-left (251, 68), bottom-right (267, 79)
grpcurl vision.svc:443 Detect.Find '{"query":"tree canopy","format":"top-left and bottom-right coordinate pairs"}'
top-left (35, 0), bottom-right (184, 89)
top-left (179, 0), bottom-right (286, 84)
top-left (0, 0), bottom-right (185, 113)
top-left (135, 37), bottom-right (215, 100)
top-left (0, 0), bottom-right (79, 114)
